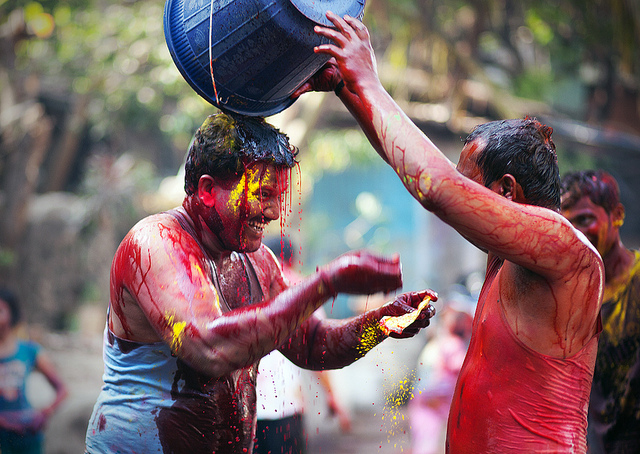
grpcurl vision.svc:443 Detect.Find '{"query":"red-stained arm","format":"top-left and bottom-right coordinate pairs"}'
top-left (110, 214), bottom-right (412, 378)
top-left (306, 13), bottom-right (603, 358)
top-left (312, 13), bottom-right (600, 283)
top-left (278, 289), bottom-right (436, 371)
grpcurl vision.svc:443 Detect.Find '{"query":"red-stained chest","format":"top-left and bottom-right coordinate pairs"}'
top-left (216, 252), bottom-right (267, 310)
top-left (447, 263), bottom-right (596, 453)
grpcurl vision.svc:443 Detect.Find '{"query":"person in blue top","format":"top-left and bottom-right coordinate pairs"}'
top-left (0, 287), bottom-right (68, 454)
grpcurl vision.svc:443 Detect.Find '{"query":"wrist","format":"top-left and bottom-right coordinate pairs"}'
top-left (355, 315), bottom-right (387, 358)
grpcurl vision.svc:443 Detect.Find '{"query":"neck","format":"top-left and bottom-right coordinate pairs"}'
top-left (181, 196), bottom-right (230, 266)
top-left (602, 238), bottom-right (635, 285)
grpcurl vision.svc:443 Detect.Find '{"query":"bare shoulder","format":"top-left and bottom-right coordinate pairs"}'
top-left (110, 211), bottom-right (216, 341)
top-left (557, 222), bottom-right (604, 300)
top-left (125, 211), bottom-right (190, 246)
top-left (502, 227), bottom-right (604, 357)
top-left (524, 207), bottom-right (603, 285)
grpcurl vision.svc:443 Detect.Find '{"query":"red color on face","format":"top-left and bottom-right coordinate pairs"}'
top-left (562, 195), bottom-right (616, 257)
top-left (208, 162), bottom-right (289, 254)
top-left (456, 140), bottom-right (484, 185)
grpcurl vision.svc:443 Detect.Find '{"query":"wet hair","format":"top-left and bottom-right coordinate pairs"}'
top-left (560, 170), bottom-right (620, 214)
top-left (0, 287), bottom-right (21, 327)
top-left (464, 117), bottom-right (560, 210)
top-left (184, 112), bottom-right (299, 195)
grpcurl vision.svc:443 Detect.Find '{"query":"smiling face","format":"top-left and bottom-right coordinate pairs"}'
top-left (208, 162), bottom-right (289, 253)
top-left (561, 195), bottom-right (618, 257)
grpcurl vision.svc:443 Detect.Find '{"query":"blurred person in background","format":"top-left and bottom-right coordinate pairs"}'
top-left (561, 170), bottom-right (640, 454)
top-left (409, 302), bottom-right (472, 454)
top-left (296, 12), bottom-right (604, 453)
top-left (0, 287), bottom-right (68, 454)
top-left (84, 112), bottom-right (436, 453)
top-left (254, 238), bottom-right (352, 454)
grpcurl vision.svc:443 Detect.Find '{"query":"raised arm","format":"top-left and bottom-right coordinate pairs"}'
top-left (308, 13), bottom-right (599, 282)
top-left (111, 215), bottom-right (411, 378)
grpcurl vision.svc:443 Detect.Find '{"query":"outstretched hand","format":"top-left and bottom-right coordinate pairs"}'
top-left (319, 250), bottom-right (402, 296)
top-left (380, 289), bottom-right (438, 339)
top-left (293, 11), bottom-right (379, 99)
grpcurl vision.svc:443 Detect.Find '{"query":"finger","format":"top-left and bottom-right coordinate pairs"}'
top-left (390, 327), bottom-right (420, 339)
top-left (343, 15), bottom-right (369, 39)
top-left (325, 11), bottom-right (351, 34)
top-left (325, 11), bottom-right (364, 43)
top-left (314, 44), bottom-right (341, 60)
top-left (394, 298), bottom-right (415, 314)
top-left (314, 29), bottom-right (350, 51)
top-left (291, 82), bottom-right (311, 99)
top-left (374, 256), bottom-right (402, 276)
top-left (414, 288), bottom-right (438, 303)
top-left (406, 290), bottom-right (432, 307)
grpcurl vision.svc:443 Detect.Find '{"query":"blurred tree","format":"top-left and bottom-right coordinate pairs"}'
top-left (359, 0), bottom-right (639, 131)
top-left (0, 0), bottom-right (211, 270)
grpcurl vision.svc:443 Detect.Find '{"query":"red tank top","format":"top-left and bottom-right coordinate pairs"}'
top-left (446, 258), bottom-right (599, 453)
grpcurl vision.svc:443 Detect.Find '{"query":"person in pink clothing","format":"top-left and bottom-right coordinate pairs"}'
top-left (295, 11), bottom-right (604, 453)
top-left (410, 306), bottom-right (472, 454)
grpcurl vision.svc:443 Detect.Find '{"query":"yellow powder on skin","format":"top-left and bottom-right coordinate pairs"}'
top-left (357, 320), bottom-right (384, 358)
top-left (227, 165), bottom-right (269, 213)
top-left (165, 314), bottom-right (187, 353)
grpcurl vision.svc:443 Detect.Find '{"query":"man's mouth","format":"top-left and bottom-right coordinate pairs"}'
top-left (247, 219), bottom-right (267, 233)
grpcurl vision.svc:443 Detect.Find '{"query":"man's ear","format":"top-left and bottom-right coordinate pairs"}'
top-left (491, 174), bottom-right (523, 201)
top-left (612, 203), bottom-right (626, 228)
top-left (197, 175), bottom-right (216, 207)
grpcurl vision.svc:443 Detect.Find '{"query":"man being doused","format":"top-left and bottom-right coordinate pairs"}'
top-left (84, 112), bottom-right (437, 453)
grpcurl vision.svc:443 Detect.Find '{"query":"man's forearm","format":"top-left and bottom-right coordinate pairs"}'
top-left (339, 80), bottom-right (451, 208)
top-left (201, 272), bottom-right (335, 367)
top-left (303, 309), bottom-right (388, 371)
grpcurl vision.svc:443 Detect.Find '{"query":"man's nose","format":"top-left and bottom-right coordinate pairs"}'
top-left (262, 197), bottom-right (281, 220)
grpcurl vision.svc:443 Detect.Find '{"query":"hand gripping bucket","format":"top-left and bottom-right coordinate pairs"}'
top-left (164, 0), bottom-right (366, 117)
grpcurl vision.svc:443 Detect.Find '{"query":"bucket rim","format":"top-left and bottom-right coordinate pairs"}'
top-left (289, 0), bottom-right (366, 27)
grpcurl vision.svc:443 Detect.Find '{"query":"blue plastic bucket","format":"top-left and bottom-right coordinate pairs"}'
top-left (164, 0), bottom-right (366, 117)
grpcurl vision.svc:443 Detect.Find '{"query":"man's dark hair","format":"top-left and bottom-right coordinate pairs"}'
top-left (184, 113), bottom-right (299, 195)
top-left (465, 117), bottom-right (560, 210)
top-left (560, 170), bottom-right (620, 214)
top-left (0, 287), bottom-right (21, 327)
